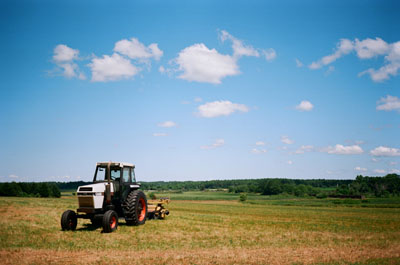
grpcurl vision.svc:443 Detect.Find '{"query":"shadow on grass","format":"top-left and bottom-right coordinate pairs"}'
top-left (73, 220), bottom-right (132, 232)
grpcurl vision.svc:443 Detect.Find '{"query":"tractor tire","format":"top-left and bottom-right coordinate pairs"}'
top-left (102, 210), bottom-right (118, 233)
top-left (61, 210), bottom-right (77, 231)
top-left (123, 190), bottom-right (148, 226)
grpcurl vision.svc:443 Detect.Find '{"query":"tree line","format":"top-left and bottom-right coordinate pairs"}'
top-left (0, 182), bottom-right (61, 197)
top-left (1, 174), bottom-right (398, 198)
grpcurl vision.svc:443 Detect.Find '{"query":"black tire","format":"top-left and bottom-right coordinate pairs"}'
top-left (61, 210), bottom-right (77, 231)
top-left (102, 210), bottom-right (118, 233)
top-left (123, 190), bottom-right (148, 226)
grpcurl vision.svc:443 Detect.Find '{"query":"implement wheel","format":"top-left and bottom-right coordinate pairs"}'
top-left (123, 190), bottom-right (147, 226)
top-left (61, 210), bottom-right (77, 231)
top-left (102, 210), bottom-right (118, 233)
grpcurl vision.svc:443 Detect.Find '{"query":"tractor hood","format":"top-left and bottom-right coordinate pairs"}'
top-left (77, 182), bottom-right (114, 193)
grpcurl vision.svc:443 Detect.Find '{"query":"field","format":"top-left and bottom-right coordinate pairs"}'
top-left (1, 192), bottom-right (400, 265)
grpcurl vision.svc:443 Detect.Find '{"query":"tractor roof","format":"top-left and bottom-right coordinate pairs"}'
top-left (96, 162), bottom-right (135, 168)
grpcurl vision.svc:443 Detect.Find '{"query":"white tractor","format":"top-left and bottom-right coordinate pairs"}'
top-left (61, 162), bottom-right (148, 233)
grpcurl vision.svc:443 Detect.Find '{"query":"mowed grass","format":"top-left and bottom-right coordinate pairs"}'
top-left (0, 193), bottom-right (400, 265)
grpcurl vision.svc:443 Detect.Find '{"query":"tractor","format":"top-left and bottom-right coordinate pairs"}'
top-left (60, 162), bottom-right (169, 233)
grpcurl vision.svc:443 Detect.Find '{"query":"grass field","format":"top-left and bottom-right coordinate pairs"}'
top-left (1, 192), bottom-right (400, 264)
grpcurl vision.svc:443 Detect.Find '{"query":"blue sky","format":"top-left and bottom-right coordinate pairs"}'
top-left (0, 0), bottom-right (399, 182)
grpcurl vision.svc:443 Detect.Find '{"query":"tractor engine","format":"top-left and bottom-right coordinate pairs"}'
top-left (77, 183), bottom-right (113, 212)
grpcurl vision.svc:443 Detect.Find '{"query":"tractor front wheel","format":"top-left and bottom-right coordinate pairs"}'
top-left (102, 210), bottom-right (118, 233)
top-left (123, 190), bottom-right (147, 226)
top-left (61, 210), bottom-right (77, 231)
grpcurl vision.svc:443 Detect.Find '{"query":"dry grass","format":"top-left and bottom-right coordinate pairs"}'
top-left (0, 196), bottom-right (400, 264)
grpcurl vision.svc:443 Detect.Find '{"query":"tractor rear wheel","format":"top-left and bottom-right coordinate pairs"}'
top-left (61, 210), bottom-right (77, 231)
top-left (102, 210), bottom-right (118, 233)
top-left (123, 190), bottom-right (147, 226)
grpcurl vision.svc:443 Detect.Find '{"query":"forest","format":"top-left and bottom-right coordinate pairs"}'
top-left (0, 174), bottom-right (399, 198)
top-left (0, 182), bottom-right (61, 197)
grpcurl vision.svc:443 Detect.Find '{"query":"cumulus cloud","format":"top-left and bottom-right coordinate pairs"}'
top-left (158, 121), bottom-right (177, 128)
top-left (114, 38), bottom-right (163, 61)
top-left (174, 43), bottom-right (239, 84)
top-left (170, 30), bottom-right (276, 84)
top-left (52, 44), bottom-right (86, 79)
top-left (194, 97), bottom-right (203, 102)
top-left (354, 166), bottom-right (367, 172)
top-left (88, 53), bottom-right (139, 82)
top-left (322, 144), bottom-right (363, 155)
top-left (251, 148), bottom-right (267, 154)
top-left (370, 146), bottom-right (400, 157)
top-left (52, 37), bottom-right (163, 82)
top-left (295, 100), bottom-right (314, 111)
top-left (376, 95), bottom-right (400, 112)
top-left (197, 100), bottom-right (249, 118)
top-left (309, 37), bottom-right (400, 82)
top-left (255, 141), bottom-right (265, 146)
top-left (201, 139), bottom-right (225, 149)
top-left (281, 136), bottom-right (294, 145)
top-left (295, 145), bottom-right (314, 154)
top-left (153, 132), bottom-right (167, 137)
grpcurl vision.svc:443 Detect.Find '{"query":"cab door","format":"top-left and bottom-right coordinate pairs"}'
top-left (121, 167), bottom-right (132, 201)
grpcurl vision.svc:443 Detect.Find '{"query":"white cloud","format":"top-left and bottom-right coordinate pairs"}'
top-left (359, 62), bottom-right (400, 82)
top-left (281, 136), bottom-right (294, 145)
top-left (251, 148), bottom-right (267, 154)
top-left (354, 166), bottom-right (367, 172)
top-left (287, 160), bottom-right (293, 165)
top-left (295, 58), bottom-right (304, 67)
top-left (255, 141), bottom-right (265, 146)
top-left (153, 133), bottom-right (167, 137)
top-left (171, 30), bottom-right (275, 84)
top-left (295, 145), bottom-right (314, 154)
top-left (197, 100), bottom-right (249, 118)
top-left (374, 169), bottom-right (386, 174)
top-left (389, 161), bottom-right (398, 165)
top-left (114, 38), bottom-right (163, 61)
top-left (175, 43), bottom-right (239, 84)
top-left (370, 146), bottom-right (400, 157)
top-left (88, 53), bottom-right (139, 82)
top-left (322, 144), bottom-right (363, 155)
top-left (201, 139), bottom-right (225, 149)
top-left (158, 121), bottom-right (177, 128)
top-left (309, 39), bottom-right (353, 69)
top-left (53, 44), bottom-right (79, 63)
top-left (309, 38), bottom-right (400, 82)
top-left (194, 97), bottom-right (203, 102)
top-left (372, 158), bottom-right (379, 162)
top-left (263, 48), bottom-right (277, 61)
top-left (376, 95), bottom-right (400, 112)
top-left (52, 44), bottom-right (86, 79)
top-left (219, 30), bottom-right (260, 59)
top-left (354, 38), bottom-right (390, 59)
top-left (295, 100), bottom-right (314, 111)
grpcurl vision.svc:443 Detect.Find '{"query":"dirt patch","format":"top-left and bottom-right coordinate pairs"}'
top-left (1, 245), bottom-right (400, 265)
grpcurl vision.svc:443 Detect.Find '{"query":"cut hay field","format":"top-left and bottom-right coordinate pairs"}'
top-left (1, 193), bottom-right (400, 265)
